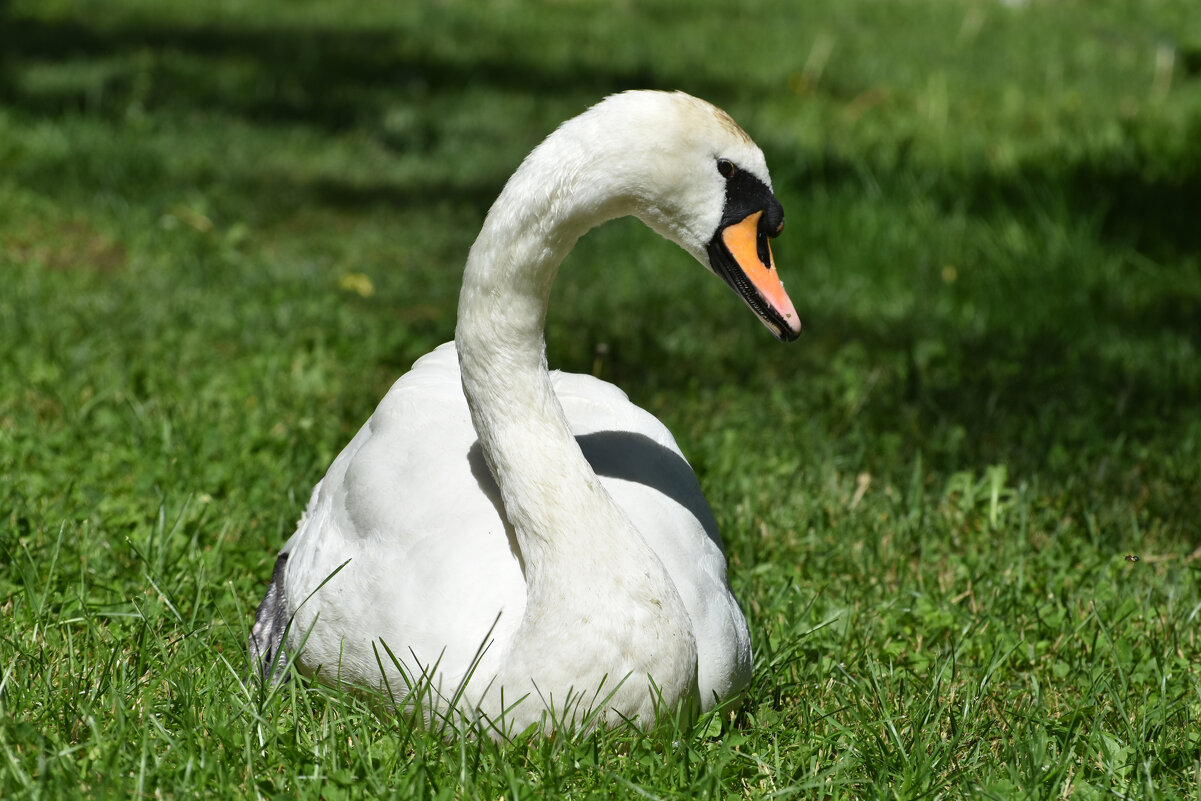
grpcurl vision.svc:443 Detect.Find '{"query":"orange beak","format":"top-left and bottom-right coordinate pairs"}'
top-left (714, 211), bottom-right (801, 341)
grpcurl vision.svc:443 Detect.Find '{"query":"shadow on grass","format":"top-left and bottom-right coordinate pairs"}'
top-left (3, 2), bottom-right (1197, 540)
top-left (0, 14), bottom-right (715, 128)
top-left (793, 139), bottom-right (1201, 259)
top-left (4, 6), bottom-right (1200, 258)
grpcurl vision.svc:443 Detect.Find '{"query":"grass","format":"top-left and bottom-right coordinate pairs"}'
top-left (2, 0), bottom-right (1200, 797)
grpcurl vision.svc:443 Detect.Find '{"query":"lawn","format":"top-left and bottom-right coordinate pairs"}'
top-left (2, 0), bottom-right (1200, 797)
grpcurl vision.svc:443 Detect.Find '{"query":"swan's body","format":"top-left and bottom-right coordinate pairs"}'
top-left (250, 91), bottom-right (800, 739)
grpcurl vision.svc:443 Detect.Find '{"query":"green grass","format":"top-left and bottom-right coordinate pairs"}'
top-left (2, 0), bottom-right (1201, 797)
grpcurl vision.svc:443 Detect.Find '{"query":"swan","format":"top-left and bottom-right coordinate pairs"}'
top-left (249, 90), bottom-right (801, 739)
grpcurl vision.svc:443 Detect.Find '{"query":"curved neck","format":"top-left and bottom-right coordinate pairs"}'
top-left (449, 99), bottom-right (709, 729)
top-left (454, 135), bottom-right (637, 589)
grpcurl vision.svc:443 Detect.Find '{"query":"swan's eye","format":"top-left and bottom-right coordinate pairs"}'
top-left (716, 159), bottom-right (736, 179)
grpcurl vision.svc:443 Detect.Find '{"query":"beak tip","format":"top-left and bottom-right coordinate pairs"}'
top-left (777, 320), bottom-right (803, 342)
top-left (774, 302), bottom-right (803, 342)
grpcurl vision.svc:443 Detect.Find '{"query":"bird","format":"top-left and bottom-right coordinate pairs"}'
top-left (248, 90), bottom-right (800, 740)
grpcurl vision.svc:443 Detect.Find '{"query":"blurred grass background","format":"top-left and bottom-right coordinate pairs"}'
top-left (2, 0), bottom-right (1200, 798)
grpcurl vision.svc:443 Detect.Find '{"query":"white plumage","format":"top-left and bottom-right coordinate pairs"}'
top-left (250, 90), bottom-right (799, 739)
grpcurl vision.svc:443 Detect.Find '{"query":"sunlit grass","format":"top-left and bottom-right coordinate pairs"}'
top-left (2, 0), bottom-right (1200, 798)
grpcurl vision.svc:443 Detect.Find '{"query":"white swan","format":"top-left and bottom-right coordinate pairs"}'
top-left (249, 90), bottom-right (800, 739)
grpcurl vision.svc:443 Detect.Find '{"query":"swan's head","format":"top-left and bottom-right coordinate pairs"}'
top-left (565, 91), bottom-right (801, 342)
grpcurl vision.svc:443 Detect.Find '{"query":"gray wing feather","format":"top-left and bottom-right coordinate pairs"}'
top-left (248, 552), bottom-right (291, 685)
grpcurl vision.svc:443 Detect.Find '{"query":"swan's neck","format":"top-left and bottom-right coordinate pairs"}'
top-left (452, 110), bottom-right (700, 730)
top-left (455, 138), bottom-right (634, 587)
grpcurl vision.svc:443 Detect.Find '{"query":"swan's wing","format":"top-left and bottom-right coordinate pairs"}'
top-left (551, 370), bottom-right (753, 706)
top-left (280, 342), bottom-right (525, 703)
